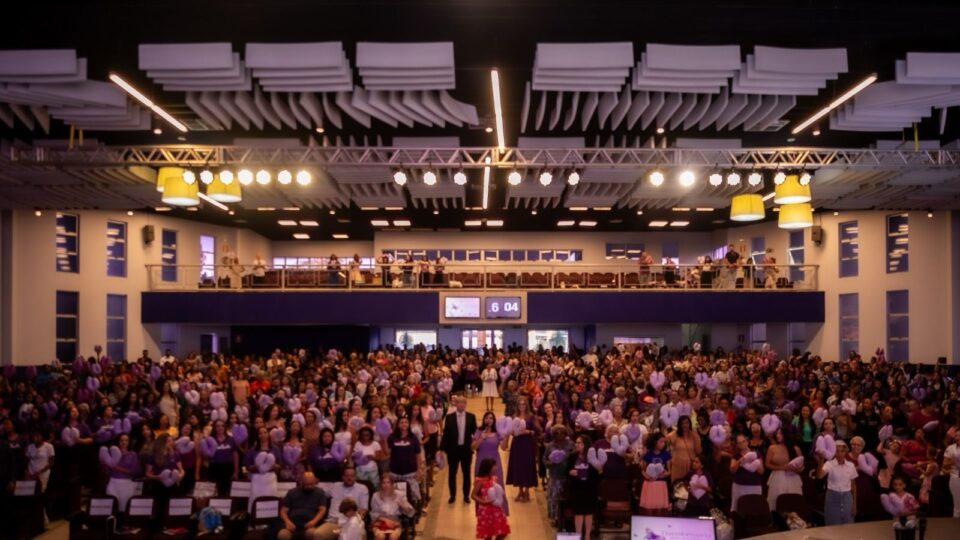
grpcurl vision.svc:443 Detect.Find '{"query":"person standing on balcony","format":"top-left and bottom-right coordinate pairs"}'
top-left (251, 253), bottom-right (267, 285)
top-left (638, 249), bottom-right (653, 287)
top-left (434, 255), bottom-right (447, 286)
top-left (763, 248), bottom-right (779, 289)
top-left (327, 254), bottom-right (341, 286)
top-left (723, 244), bottom-right (740, 289)
top-left (349, 254), bottom-right (363, 287)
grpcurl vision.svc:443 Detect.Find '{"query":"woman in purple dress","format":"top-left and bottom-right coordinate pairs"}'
top-left (506, 397), bottom-right (540, 502)
top-left (472, 412), bottom-right (509, 516)
top-left (104, 433), bottom-right (142, 513)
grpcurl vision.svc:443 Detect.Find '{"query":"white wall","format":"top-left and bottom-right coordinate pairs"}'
top-left (7, 210), bottom-right (270, 364)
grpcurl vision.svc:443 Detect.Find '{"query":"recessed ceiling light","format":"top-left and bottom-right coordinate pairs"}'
top-left (557, 220), bottom-right (575, 227)
top-left (579, 220), bottom-right (597, 227)
top-left (227, 210), bottom-right (234, 216)
top-left (433, 210), bottom-right (439, 215)
top-left (672, 207), bottom-right (690, 212)
top-left (650, 171), bottom-right (665, 187)
top-left (670, 221), bottom-right (689, 227)
top-left (283, 207), bottom-right (300, 211)
top-left (293, 233), bottom-right (310, 240)
top-left (485, 126), bottom-right (494, 133)
top-left (361, 207), bottom-right (378, 211)
top-left (649, 220), bottom-right (668, 227)
top-left (371, 219), bottom-right (389, 226)
top-left (487, 220), bottom-right (504, 227)
top-left (332, 234), bottom-right (348, 239)
top-left (299, 220), bottom-right (319, 227)
top-left (787, 137), bottom-right (796, 143)
top-left (278, 220), bottom-right (298, 226)
top-left (508, 171), bottom-right (522, 186)
top-left (833, 211), bottom-right (839, 216)
top-left (695, 208), bottom-right (714, 212)
top-left (384, 207), bottom-right (404, 211)
top-left (329, 209), bottom-right (336, 215)
top-left (762, 192), bottom-right (776, 202)
top-left (656, 127), bottom-right (665, 134)
top-left (593, 207), bottom-right (611, 211)
top-left (812, 129), bottom-right (821, 136)
top-left (393, 219), bottom-right (411, 227)
top-left (315, 127), bottom-right (325, 134)
top-left (465, 220), bottom-right (482, 227)
top-left (153, 128), bottom-right (162, 135)
top-left (570, 207), bottom-right (588, 211)
top-left (186, 207), bottom-right (198, 212)
top-left (567, 171), bottom-right (580, 186)
top-left (127, 210), bottom-right (134, 216)
top-left (155, 207), bottom-right (172, 212)
top-left (531, 210), bottom-right (538, 215)
top-left (636, 210), bottom-right (644, 215)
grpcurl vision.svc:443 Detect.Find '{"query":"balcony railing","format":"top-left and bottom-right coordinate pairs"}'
top-left (145, 262), bottom-right (819, 292)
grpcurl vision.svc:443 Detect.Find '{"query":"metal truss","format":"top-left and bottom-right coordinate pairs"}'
top-left (6, 145), bottom-right (960, 170)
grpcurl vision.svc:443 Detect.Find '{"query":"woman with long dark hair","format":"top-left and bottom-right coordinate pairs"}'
top-left (506, 396), bottom-right (540, 502)
top-left (566, 434), bottom-right (600, 539)
top-left (764, 427), bottom-right (803, 508)
top-left (387, 417), bottom-right (424, 504)
top-left (473, 412), bottom-right (508, 515)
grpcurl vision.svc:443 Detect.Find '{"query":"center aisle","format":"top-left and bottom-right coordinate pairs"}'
top-left (418, 396), bottom-right (555, 540)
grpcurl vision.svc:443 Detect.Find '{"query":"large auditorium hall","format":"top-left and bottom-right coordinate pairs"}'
top-left (2, 1), bottom-right (960, 539)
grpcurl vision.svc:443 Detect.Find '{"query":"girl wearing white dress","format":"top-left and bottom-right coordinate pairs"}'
top-left (481, 364), bottom-right (499, 412)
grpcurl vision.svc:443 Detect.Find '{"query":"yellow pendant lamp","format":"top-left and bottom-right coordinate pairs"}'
top-left (158, 167), bottom-right (199, 206)
top-left (774, 174), bottom-right (811, 205)
top-left (778, 202), bottom-right (813, 229)
top-left (207, 171), bottom-right (242, 203)
top-left (730, 193), bottom-right (765, 222)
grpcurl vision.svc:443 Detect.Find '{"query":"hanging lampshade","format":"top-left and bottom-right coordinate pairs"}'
top-left (159, 167), bottom-right (198, 206)
top-left (774, 174), bottom-right (811, 205)
top-left (207, 174), bottom-right (242, 203)
top-left (730, 194), bottom-right (765, 222)
top-left (778, 202), bottom-right (813, 229)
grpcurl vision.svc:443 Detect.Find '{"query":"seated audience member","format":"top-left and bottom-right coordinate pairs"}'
top-left (370, 475), bottom-right (415, 540)
top-left (277, 472), bottom-right (329, 540)
top-left (314, 467), bottom-right (369, 540)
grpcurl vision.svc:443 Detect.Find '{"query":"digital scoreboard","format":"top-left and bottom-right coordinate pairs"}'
top-left (485, 296), bottom-right (523, 319)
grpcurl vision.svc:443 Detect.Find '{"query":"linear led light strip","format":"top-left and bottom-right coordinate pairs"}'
top-left (109, 73), bottom-right (189, 133)
top-left (482, 157), bottom-right (492, 210)
top-left (490, 69), bottom-right (506, 150)
top-left (197, 192), bottom-right (228, 211)
top-left (791, 73), bottom-right (877, 135)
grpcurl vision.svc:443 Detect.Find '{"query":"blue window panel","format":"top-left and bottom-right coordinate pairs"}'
top-left (107, 318), bottom-right (125, 339)
top-left (426, 250), bottom-right (439, 260)
top-left (540, 250), bottom-right (554, 260)
top-left (788, 230), bottom-right (804, 282)
top-left (886, 214), bottom-right (909, 273)
top-left (483, 250), bottom-right (498, 261)
top-left (56, 290), bottom-right (78, 314)
top-left (570, 250), bottom-right (582, 261)
top-left (467, 250), bottom-right (482, 261)
top-left (839, 221), bottom-right (859, 277)
top-left (55, 290), bottom-right (78, 362)
top-left (56, 318), bottom-right (78, 339)
top-left (56, 213), bottom-right (79, 273)
top-left (499, 249), bottom-right (511, 261)
top-left (161, 229), bottom-right (178, 282)
top-left (886, 290), bottom-right (909, 362)
top-left (106, 343), bottom-right (125, 363)
top-left (839, 293), bottom-right (859, 360)
top-left (107, 294), bottom-right (126, 317)
top-left (526, 250), bottom-right (539, 261)
top-left (512, 250), bottom-right (526, 261)
top-left (439, 250), bottom-right (453, 260)
top-left (453, 250), bottom-right (467, 261)
top-left (106, 221), bottom-right (126, 277)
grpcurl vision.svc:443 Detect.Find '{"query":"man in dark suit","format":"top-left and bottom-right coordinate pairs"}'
top-left (439, 394), bottom-right (477, 503)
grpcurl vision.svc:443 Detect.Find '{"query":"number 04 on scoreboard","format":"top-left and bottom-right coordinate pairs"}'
top-left (485, 296), bottom-right (523, 319)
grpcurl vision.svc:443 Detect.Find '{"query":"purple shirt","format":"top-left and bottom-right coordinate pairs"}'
top-left (308, 444), bottom-right (342, 482)
top-left (110, 451), bottom-right (142, 479)
top-left (387, 433), bottom-right (421, 475)
top-left (210, 436), bottom-right (238, 464)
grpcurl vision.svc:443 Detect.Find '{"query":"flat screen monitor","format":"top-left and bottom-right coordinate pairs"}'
top-left (631, 515), bottom-right (715, 540)
top-left (443, 296), bottom-right (481, 319)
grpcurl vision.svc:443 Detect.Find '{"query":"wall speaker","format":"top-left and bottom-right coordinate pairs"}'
top-left (811, 225), bottom-right (823, 244)
top-left (142, 224), bottom-right (155, 244)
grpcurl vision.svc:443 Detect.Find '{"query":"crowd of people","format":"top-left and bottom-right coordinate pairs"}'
top-left (0, 342), bottom-right (958, 539)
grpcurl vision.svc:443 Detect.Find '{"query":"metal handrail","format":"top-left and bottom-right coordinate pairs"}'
top-left (145, 262), bottom-right (819, 292)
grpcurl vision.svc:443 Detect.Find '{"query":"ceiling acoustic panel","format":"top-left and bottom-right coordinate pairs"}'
top-left (356, 42), bottom-right (455, 90)
top-left (532, 42), bottom-right (633, 92)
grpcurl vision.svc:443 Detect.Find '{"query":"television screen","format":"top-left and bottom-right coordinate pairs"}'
top-left (443, 296), bottom-right (481, 319)
top-left (631, 515), bottom-right (715, 540)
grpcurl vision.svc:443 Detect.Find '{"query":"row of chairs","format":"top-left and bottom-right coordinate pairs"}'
top-left (70, 478), bottom-right (422, 540)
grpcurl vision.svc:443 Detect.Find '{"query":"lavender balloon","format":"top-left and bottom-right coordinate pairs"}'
top-left (548, 449), bottom-right (567, 464)
top-left (175, 436), bottom-right (194, 455)
top-left (353, 450), bottom-right (371, 467)
top-left (330, 441), bottom-right (348, 462)
top-left (198, 436), bottom-right (218, 458)
top-left (86, 376), bottom-right (100, 392)
top-left (231, 424), bottom-right (248, 446)
top-left (43, 401), bottom-right (58, 418)
top-left (100, 356), bottom-right (112, 370)
top-left (149, 365), bottom-right (161, 382)
top-left (622, 424), bottom-right (643, 444)
top-left (732, 395), bottom-right (747, 410)
top-left (270, 427), bottom-right (286, 445)
top-left (282, 445), bottom-right (302, 466)
top-left (709, 410), bottom-right (726, 426)
top-left (375, 418), bottom-right (392, 439)
top-left (89, 363), bottom-right (102, 375)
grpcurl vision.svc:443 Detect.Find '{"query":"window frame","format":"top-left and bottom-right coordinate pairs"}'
top-left (886, 213), bottom-right (909, 274)
top-left (839, 220), bottom-right (859, 278)
top-left (886, 290), bottom-right (909, 362)
top-left (56, 291), bottom-right (79, 362)
top-left (839, 293), bottom-right (859, 361)
top-left (55, 213), bottom-right (79, 273)
top-left (160, 229), bottom-right (178, 282)
top-left (106, 220), bottom-right (127, 277)
top-left (106, 294), bottom-right (127, 362)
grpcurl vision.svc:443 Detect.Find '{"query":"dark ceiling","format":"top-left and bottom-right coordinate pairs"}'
top-left (3, 0), bottom-right (960, 238)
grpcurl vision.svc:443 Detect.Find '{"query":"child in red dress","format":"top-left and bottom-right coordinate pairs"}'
top-left (473, 457), bottom-right (511, 540)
